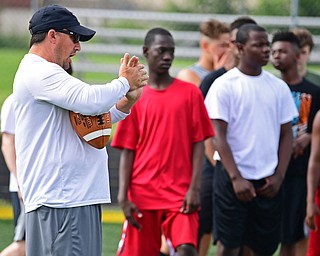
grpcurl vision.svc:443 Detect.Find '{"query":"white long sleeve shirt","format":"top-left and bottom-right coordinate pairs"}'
top-left (1, 94), bottom-right (19, 192)
top-left (13, 54), bottom-right (129, 212)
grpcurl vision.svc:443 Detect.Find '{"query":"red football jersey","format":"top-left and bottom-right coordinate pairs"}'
top-left (111, 79), bottom-right (214, 209)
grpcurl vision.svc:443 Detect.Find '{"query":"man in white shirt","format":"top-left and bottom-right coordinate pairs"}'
top-left (1, 94), bottom-right (25, 256)
top-left (13, 4), bottom-right (148, 256)
top-left (205, 24), bottom-right (298, 256)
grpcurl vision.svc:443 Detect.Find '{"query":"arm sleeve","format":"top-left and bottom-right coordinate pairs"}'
top-left (205, 78), bottom-right (230, 123)
top-left (110, 105), bottom-right (129, 124)
top-left (1, 95), bottom-right (15, 134)
top-left (26, 63), bottom-right (130, 115)
top-left (111, 106), bottom-right (139, 150)
top-left (280, 82), bottom-right (299, 124)
top-left (199, 67), bottom-right (226, 98)
top-left (192, 89), bottom-right (215, 143)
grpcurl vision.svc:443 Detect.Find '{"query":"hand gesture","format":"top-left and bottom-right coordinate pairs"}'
top-left (213, 47), bottom-right (237, 71)
top-left (180, 188), bottom-right (200, 214)
top-left (119, 199), bottom-right (143, 231)
top-left (306, 201), bottom-right (320, 231)
top-left (125, 87), bottom-right (143, 102)
top-left (292, 133), bottom-right (311, 158)
top-left (256, 175), bottom-right (282, 198)
top-left (119, 53), bottom-right (148, 92)
top-left (232, 176), bottom-right (256, 202)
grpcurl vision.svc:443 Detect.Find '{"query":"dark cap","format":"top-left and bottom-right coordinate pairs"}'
top-left (29, 5), bottom-right (96, 42)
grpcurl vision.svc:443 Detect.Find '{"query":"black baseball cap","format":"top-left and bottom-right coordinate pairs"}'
top-left (29, 5), bottom-right (96, 42)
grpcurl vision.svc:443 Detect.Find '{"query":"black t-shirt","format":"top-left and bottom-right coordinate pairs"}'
top-left (199, 67), bottom-right (226, 98)
top-left (287, 78), bottom-right (320, 177)
top-left (199, 67), bottom-right (227, 172)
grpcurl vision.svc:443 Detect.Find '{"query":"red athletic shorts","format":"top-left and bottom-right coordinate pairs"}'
top-left (116, 208), bottom-right (199, 256)
top-left (307, 187), bottom-right (320, 256)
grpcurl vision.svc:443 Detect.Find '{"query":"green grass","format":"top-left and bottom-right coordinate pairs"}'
top-left (0, 218), bottom-right (282, 255)
top-left (0, 220), bottom-right (14, 251)
top-left (0, 219), bottom-right (122, 255)
top-left (0, 219), bottom-right (217, 255)
top-left (0, 48), bottom-right (27, 109)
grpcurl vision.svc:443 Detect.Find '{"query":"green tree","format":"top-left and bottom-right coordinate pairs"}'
top-left (163, 0), bottom-right (237, 14)
top-left (192, 0), bottom-right (235, 14)
top-left (251, 0), bottom-right (291, 16)
top-left (299, 0), bottom-right (320, 16)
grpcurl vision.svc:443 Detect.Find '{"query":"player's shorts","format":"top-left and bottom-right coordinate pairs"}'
top-left (214, 161), bottom-right (282, 255)
top-left (13, 200), bottom-right (25, 241)
top-left (307, 187), bottom-right (320, 256)
top-left (116, 208), bottom-right (199, 256)
top-left (11, 192), bottom-right (20, 226)
top-left (198, 157), bottom-right (215, 241)
top-left (280, 174), bottom-right (307, 244)
top-left (26, 204), bottom-right (102, 256)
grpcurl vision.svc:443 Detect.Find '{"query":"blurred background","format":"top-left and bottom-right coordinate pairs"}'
top-left (1, 0), bottom-right (320, 81)
top-left (1, 0), bottom-right (320, 203)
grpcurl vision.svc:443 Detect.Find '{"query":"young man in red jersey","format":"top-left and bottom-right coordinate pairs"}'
top-left (111, 27), bottom-right (214, 256)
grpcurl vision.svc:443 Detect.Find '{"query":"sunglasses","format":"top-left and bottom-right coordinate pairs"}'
top-left (57, 29), bottom-right (80, 43)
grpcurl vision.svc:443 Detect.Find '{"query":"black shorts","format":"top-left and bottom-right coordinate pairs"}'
top-left (198, 157), bottom-right (215, 241)
top-left (214, 162), bottom-right (282, 255)
top-left (11, 192), bottom-right (21, 226)
top-left (280, 174), bottom-right (307, 244)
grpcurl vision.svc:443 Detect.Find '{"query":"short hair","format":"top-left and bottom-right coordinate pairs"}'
top-left (29, 32), bottom-right (47, 48)
top-left (236, 24), bottom-right (266, 44)
top-left (199, 19), bottom-right (230, 39)
top-left (144, 27), bottom-right (173, 48)
top-left (271, 31), bottom-right (300, 51)
top-left (290, 27), bottom-right (314, 51)
top-left (230, 16), bottom-right (257, 31)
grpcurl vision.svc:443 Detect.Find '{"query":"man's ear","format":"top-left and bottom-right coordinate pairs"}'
top-left (295, 51), bottom-right (301, 64)
top-left (200, 38), bottom-right (209, 51)
top-left (236, 42), bottom-right (244, 56)
top-left (47, 29), bottom-right (56, 43)
top-left (142, 46), bottom-right (148, 58)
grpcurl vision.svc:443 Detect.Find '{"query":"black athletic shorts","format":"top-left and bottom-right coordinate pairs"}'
top-left (198, 157), bottom-right (215, 241)
top-left (280, 174), bottom-right (308, 244)
top-left (214, 161), bottom-right (282, 255)
top-left (11, 192), bottom-right (21, 226)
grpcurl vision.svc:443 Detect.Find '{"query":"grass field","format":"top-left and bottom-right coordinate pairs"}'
top-left (0, 218), bottom-right (221, 255)
top-left (0, 219), bottom-right (123, 255)
top-left (0, 216), bottom-right (281, 255)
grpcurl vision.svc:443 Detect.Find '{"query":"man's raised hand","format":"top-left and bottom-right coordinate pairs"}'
top-left (119, 53), bottom-right (148, 91)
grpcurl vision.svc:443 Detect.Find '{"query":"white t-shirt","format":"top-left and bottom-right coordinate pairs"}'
top-left (205, 68), bottom-right (298, 180)
top-left (0, 94), bottom-right (19, 192)
top-left (13, 54), bottom-right (130, 213)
